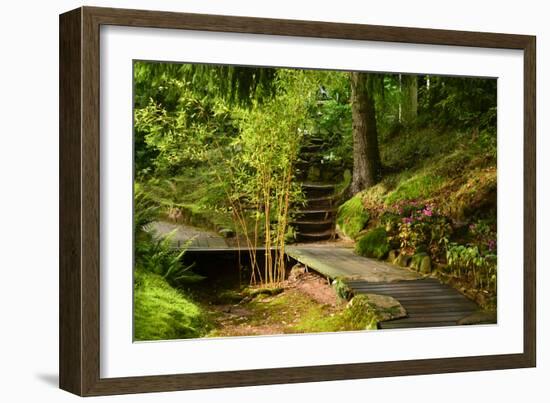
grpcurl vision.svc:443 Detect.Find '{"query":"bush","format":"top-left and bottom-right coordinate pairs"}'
top-left (355, 227), bottom-right (390, 259)
top-left (133, 270), bottom-right (210, 341)
top-left (336, 194), bottom-right (370, 239)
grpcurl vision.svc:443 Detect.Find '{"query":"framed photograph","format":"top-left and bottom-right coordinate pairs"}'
top-left (59, 6), bottom-right (536, 396)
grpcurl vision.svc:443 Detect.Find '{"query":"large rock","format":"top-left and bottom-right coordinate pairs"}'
top-left (419, 255), bottom-right (432, 274)
top-left (346, 293), bottom-right (408, 330)
top-left (409, 252), bottom-right (428, 271)
top-left (387, 249), bottom-right (399, 263)
top-left (395, 253), bottom-right (411, 267)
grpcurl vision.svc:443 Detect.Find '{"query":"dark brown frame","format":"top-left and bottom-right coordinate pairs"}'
top-left (59, 6), bottom-right (536, 396)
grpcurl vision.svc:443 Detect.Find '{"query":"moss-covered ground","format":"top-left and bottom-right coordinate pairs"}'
top-left (133, 270), bottom-right (211, 341)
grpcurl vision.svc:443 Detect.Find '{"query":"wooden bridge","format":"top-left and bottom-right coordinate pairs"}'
top-left (286, 245), bottom-right (488, 329)
top-left (149, 221), bottom-right (492, 329)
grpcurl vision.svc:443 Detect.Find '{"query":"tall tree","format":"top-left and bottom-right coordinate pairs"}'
top-left (400, 74), bottom-right (418, 125)
top-left (349, 72), bottom-right (381, 195)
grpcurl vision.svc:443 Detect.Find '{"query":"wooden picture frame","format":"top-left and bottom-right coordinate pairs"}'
top-left (59, 6), bottom-right (536, 396)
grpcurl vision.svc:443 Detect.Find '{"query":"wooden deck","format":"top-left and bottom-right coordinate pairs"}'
top-left (287, 246), bottom-right (485, 329)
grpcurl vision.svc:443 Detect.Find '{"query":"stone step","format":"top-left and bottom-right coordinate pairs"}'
top-left (296, 229), bottom-right (335, 242)
top-left (291, 219), bottom-right (334, 232)
top-left (301, 182), bottom-right (336, 198)
top-left (300, 144), bottom-right (323, 153)
top-left (304, 195), bottom-right (335, 209)
top-left (294, 208), bottom-right (336, 221)
top-left (308, 137), bottom-right (325, 145)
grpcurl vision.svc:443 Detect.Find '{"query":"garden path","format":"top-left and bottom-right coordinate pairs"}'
top-left (147, 223), bottom-right (489, 328)
top-left (286, 245), bottom-right (488, 329)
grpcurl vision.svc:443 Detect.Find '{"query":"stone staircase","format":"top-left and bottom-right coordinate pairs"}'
top-left (292, 136), bottom-right (339, 242)
top-left (292, 183), bottom-right (337, 242)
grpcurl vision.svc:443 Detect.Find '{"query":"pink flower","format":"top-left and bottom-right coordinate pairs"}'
top-left (422, 208), bottom-right (433, 217)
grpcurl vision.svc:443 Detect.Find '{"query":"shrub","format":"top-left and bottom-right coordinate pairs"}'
top-left (336, 194), bottom-right (370, 239)
top-left (135, 231), bottom-right (205, 287)
top-left (133, 270), bottom-right (210, 341)
top-left (355, 227), bottom-right (390, 259)
top-left (446, 243), bottom-right (496, 293)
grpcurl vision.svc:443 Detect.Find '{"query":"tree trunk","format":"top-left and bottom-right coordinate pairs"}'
top-left (350, 72), bottom-right (381, 195)
top-left (401, 74), bottom-right (418, 124)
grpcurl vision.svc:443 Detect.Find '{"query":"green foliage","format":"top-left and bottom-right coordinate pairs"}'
top-left (134, 184), bottom-right (205, 287)
top-left (419, 75), bottom-right (497, 130)
top-left (134, 270), bottom-right (210, 341)
top-left (226, 69), bottom-right (317, 284)
top-left (355, 227), bottom-right (390, 259)
top-left (136, 231), bottom-right (205, 287)
top-left (332, 278), bottom-right (353, 300)
top-left (133, 184), bottom-right (159, 235)
top-left (446, 243), bottom-right (497, 292)
top-left (134, 86), bottom-right (237, 176)
top-left (336, 194), bottom-right (370, 239)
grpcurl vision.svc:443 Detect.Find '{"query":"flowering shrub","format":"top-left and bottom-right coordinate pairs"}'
top-left (468, 220), bottom-right (497, 254)
top-left (386, 200), bottom-right (452, 257)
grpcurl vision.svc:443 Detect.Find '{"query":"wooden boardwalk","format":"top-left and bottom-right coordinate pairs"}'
top-left (286, 246), bottom-right (484, 329)
top-left (147, 221), bottom-right (229, 249)
top-left (286, 246), bottom-right (421, 282)
top-left (345, 278), bottom-right (480, 329)
top-left (145, 224), bottom-right (487, 329)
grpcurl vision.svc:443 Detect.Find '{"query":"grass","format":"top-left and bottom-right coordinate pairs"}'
top-left (133, 270), bottom-right (210, 341)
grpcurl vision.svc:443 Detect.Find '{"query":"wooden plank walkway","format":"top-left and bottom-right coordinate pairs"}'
top-left (147, 221), bottom-right (229, 249)
top-left (286, 246), bottom-right (483, 329)
top-left (286, 246), bottom-right (421, 282)
top-left (345, 278), bottom-right (480, 329)
top-left (143, 225), bottom-right (486, 329)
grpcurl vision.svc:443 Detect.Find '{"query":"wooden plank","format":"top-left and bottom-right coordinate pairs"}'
top-left (380, 321), bottom-right (458, 329)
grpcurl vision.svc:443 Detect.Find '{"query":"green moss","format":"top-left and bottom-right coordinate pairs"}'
top-left (134, 270), bottom-right (210, 341)
top-left (442, 168), bottom-right (497, 220)
top-left (355, 227), bottom-right (390, 259)
top-left (293, 294), bottom-right (378, 332)
top-left (336, 194), bottom-right (370, 239)
top-left (384, 172), bottom-right (444, 205)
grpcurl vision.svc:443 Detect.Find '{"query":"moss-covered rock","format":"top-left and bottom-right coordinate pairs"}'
top-left (345, 294), bottom-right (407, 330)
top-left (419, 255), bottom-right (432, 274)
top-left (410, 252), bottom-right (428, 271)
top-left (133, 270), bottom-right (210, 341)
top-left (355, 227), bottom-right (390, 259)
top-left (387, 249), bottom-right (399, 263)
top-left (395, 253), bottom-right (411, 267)
top-left (336, 194), bottom-right (370, 240)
